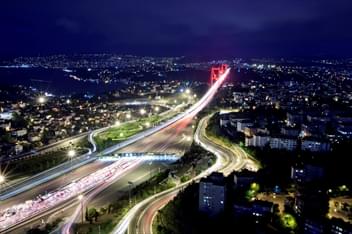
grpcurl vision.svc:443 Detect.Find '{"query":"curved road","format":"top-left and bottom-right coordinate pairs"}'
top-left (117, 114), bottom-right (247, 234)
top-left (0, 68), bottom-right (230, 233)
top-left (128, 114), bottom-right (259, 234)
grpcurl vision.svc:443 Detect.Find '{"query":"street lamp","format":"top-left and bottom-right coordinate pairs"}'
top-left (0, 174), bottom-right (5, 184)
top-left (68, 149), bottom-right (76, 158)
top-left (140, 108), bottom-right (146, 115)
top-left (78, 194), bottom-right (84, 224)
top-left (185, 89), bottom-right (191, 94)
top-left (68, 149), bottom-right (76, 172)
top-left (128, 181), bottom-right (134, 205)
top-left (0, 174), bottom-right (5, 194)
top-left (37, 96), bottom-right (46, 104)
top-left (154, 106), bottom-right (160, 112)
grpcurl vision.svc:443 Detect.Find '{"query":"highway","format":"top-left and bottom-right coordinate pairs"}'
top-left (63, 68), bottom-right (232, 233)
top-left (0, 160), bottom-right (110, 211)
top-left (6, 162), bottom-right (168, 234)
top-left (100, 68), bottom-right (230, 156)
top-left (61, 117), bottom-right (196, 234)
top-left (112, 68), bottom-right (232, 234)
top-left (129, 114), bottom-right (261, 234)
top-left (0, 153), bottom-right (96, 201)
top-left (0, 157), bottom-right (144, 233)
top-left (0, 68), bottom-right (230, 233)
top-left (117, 117), bottom-right (194, 155)
top-left (0, 100), bottom-right (190, 232)
top-left (122, 114), bottom-right (245, 234)
top-left (0, 101), bottom-right (179, 200)
top-left (0, 99), bottom-right (175, 198)
top-left (0, 126), bottom-right (106, 200)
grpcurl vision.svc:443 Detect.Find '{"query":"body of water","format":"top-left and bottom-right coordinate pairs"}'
top-left (0, 67), bottom-right (123, 95)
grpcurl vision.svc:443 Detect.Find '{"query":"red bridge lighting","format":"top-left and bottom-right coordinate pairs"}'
top-left (210, 64), bottom-right (228, 85)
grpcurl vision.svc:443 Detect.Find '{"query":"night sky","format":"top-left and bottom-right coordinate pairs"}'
top-left (2, 0), bottom-right (352, 58)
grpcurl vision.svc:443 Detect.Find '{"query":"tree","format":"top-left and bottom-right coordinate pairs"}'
top-left (87, 208), bottom-right (99, 223)
top-left (12, 112), bottom-right (28, 128)
top-left (85, 207), bottom-right (90, 223)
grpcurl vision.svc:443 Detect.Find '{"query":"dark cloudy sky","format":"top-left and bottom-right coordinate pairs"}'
top-left (1, 0), bottom-right (352, 58)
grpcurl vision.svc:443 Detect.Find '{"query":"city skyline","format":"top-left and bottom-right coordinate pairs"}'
top-left (0, 1), bottom-right (351, 233)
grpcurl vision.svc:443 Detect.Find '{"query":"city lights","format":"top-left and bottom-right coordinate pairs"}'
top-left (37, 96), bottom-right (46, 104)
top-left (67, 149), bottom-right (76, 158)
top-left (0, 2), bottom-right (350, 231)
top-left (0, 174), bottom-right (5, 184)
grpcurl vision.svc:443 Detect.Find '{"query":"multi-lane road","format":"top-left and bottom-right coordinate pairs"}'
top-left (6, 162), bottom-right (168, 234)
top-left (0, 101), bottom-right (182, 200)
top-left (0, 68), bottom-right (231, 233)
top-left (65, 68), bottom-right (232, 233)
top-left (0, 97), bottom-right (196, 233)
top-left (125, 114), bottom-right (257, 234)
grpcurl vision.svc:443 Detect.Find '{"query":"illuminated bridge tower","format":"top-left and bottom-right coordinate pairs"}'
top-left (210, 64), bottom-right (228, 85)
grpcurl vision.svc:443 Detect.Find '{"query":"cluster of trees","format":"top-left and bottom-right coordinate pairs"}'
top-left (7, 147), bottom-right (85, 177)
top-left (7, 150), bottom-right (67, 176)
top-left (85, 207), bottom-right (101, 224)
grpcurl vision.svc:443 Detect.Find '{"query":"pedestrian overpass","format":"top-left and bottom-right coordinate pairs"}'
top-left (98, 152), bottom-right (180, 162)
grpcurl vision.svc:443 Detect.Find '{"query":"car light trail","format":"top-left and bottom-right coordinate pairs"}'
top-left (0, 158), bottom-right (142, 232)
top-left (0, 67), bottom-right (230, 233)
top-left (111, 67), bottom-right (230, 234)
top-left (100, 68), bottom-right (230, 155)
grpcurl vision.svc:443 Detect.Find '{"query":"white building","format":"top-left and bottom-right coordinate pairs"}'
top-left (0, 112), bottom-right (13, 120)
top-left (15, 129), bottom-right (27, 137)
top-left (270, 136), bottom-right (297, 151)
top-left (245, 134), bottom-right (270, 148)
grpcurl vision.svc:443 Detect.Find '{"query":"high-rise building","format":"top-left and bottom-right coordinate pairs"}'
top-left (199, 172), bottom-right (226, 216)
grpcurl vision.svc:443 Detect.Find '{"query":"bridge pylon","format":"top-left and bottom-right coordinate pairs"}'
top-left (210, 64), bottom-right (228, 85)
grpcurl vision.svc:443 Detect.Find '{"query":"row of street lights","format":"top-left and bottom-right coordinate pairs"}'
top-left (114, 106), bottom-right (159, 127)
